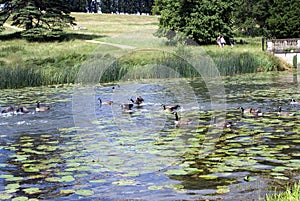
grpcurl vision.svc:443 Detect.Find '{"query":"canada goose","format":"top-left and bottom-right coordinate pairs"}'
top-left (36, 101), bottom-right (50, 112)
top-left (130, 96), bottom-right (144, 105)
top-left (16, 106), bottom-right (29, 113)
top-left (238, 107), bottom-right (262, 117)
top-left (1, 106), bottom-right (14, 113)
top-left (173, 112), bottom-right (191, 127)
top-left (250, 108), bottom-right (263, 117)
top-left (121, 103), bottom-right (134, 110)
top-left (290, 99), bottom-right (300, 105)
top-left (212, 116), bottom-right (232, 129)
top-left (98, 98), bottom-right (113, 105)
top-left (277, 106), bottom-right (294, 116)
top-left (162, 104), bottom-right (180, 112)
top-left (112, 84), bottom-right (120, 90)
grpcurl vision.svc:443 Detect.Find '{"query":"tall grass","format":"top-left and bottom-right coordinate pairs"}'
top-left (265, 182), bottom-right (300, 201)
top-left (0, 43), bottom-right (287, 89)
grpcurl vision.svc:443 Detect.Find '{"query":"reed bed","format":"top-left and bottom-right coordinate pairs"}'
top-left (0, 45), bottom-right (286, 89)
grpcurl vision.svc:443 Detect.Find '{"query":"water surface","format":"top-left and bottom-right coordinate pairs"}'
top-left (1, 72), bottom-right (300, 200)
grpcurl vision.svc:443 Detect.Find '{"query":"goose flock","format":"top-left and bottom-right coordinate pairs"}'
top-left (1, 101), bottom-right (50, 114)
top-left (2, 82), bottom-right (298, 130)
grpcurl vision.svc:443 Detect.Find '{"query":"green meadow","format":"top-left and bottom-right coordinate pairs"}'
top-left (0, 13), bottom-right (292, 89)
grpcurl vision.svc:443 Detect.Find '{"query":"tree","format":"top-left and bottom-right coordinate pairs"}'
top-left (68, 0), bottom-right (87, 12)
top-left (232, 0), bottom-right (300, 38)
top-left (152, 0), bottom-right (167, 15)
top-left (266, 0), bottom-right (300, 38)
top-left (0, 0), bottom-right (76, 41)
top-left (156, 0), bottom-right (234, 45)
top-left (100, 0), bottom-right (153, 14)
top-left (232, 0), bottom-right (271, 36)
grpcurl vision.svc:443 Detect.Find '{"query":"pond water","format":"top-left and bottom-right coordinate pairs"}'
top-left (1, 71), bottom-right (300, 201)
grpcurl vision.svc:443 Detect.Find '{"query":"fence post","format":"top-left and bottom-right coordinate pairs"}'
top-left (262, 38), bottom-right (265, 51)
top-left (293, 55), bottom-right (298, 68)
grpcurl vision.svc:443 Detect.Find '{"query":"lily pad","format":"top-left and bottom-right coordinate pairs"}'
top-left (112, 179), bottom-right (136, 186)
top-left (60, 176), bottom-right (75, 182)
top-left (5, 183), bottom-right (20, 190)
top-left (75, 189), bottom-right (94, 196)
top-left (23, 187), bottom-right (41, 195)
top-left (60, 189), bottom-right (75, 195)
top-left (11, 196), bottom-right (28, 201)
top-left (90, 179), bottom-right (106, 183)
top-left (0, 193), bottom-right (12, 200)
top-left (199, 175), bottom-right (218, 180)
top-left (148, 185), bottom-right (164, 190)
top-left (216, 186), bottom-right (230, 194)
top-left (164, 169), bottom-right (189, 176)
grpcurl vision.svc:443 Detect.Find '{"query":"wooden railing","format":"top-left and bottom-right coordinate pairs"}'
top-left (266, 38), bottom-right (300, 53)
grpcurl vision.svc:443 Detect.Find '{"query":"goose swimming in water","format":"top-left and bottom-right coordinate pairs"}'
top-left (16, 106), bottom-right (29, 113)
top-left (36, 101), bottom-right (50, 112)
top-left (162, 104), bottom-right (180, 113)
top-left (173, 112), bottom-right (191, 127)
top-left (212, 116), bottom-right (232, 129)
top-left (130, 96), bottom-right (144, 105)
top-left (1, 106), bottom-right (14, 113)
top-left (98, 98), bottom-right (113, 105)
top-left (238, 106), bottom-right (262, 117)
top-left (290, 99), bottom-right (300, 105)
top-left (277, 106), bottom-right (294, 116)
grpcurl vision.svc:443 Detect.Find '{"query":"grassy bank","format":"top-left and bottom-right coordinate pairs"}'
top-left (0, 13), bottom-right (291, 89)
top-left (266, 182), bottom-right (300, 201)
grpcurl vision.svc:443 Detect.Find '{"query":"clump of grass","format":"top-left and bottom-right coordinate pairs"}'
top-left (0, 53), bottom-right (86, 89)
top-left (0, 65), bottom-right (42, 88)
top-left (266, 182), bottom-right (300, 201)
top-left (204, 48), bottom-right (285, 75)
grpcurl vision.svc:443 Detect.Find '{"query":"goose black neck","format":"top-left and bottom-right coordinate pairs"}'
top-left (174, 112), bottom-right (179, 121)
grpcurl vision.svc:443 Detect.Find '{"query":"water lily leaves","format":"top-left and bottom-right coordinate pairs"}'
top-left (199, 175), bottom-right (219, 180)
top-left (5, 183), bottom-right (20, 193)
top-left (45, 176), bottom-right (75, 183)
top-left (1, 72), bottom-right (300, 201)
top-left (60, 176), bottom-right (75, 182)
top-left (75, 189), bottom-right (94, 196)
top-left (90, 179), bottom-right (106, 183)
top-left (60, 189), bottom-right (75, 195)
top-left (216, 185), bottom-right (230, 194)
top-left (21, 148), bottom-right (46, 155)
top-left (148, 185), bottom-right (164, 190)
top-left (23, 166), bottom-right (40, 173)
top-left (112, 179), bottom-right (136, 186)
top-left (5, 176), bottom-right (23, 182)
top-left (11, 154), bottom-right (29, 161)
top-left (11, 196), bottom-right (28, 201)
top-left (164, 169), bottom-right (189, 176)
top-left (23, 187), bottom-right (41, 195)
top-left (164, 184), bottom-right (185, 192)
top-left (45, 177), bottom-right (61, 182)
top-left (36, 145), bottom-right (58, 152)
top-left (0, 193), bottom-right (12, 200)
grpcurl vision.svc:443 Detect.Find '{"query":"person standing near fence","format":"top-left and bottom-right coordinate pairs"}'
top-left (216, 35), bottom-right (222, 48)
top-left (220, 35), bottom-right (226, 48)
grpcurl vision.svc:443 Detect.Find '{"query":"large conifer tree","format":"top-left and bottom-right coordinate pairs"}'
top-left (0, 0), bottom-right (75, 40)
